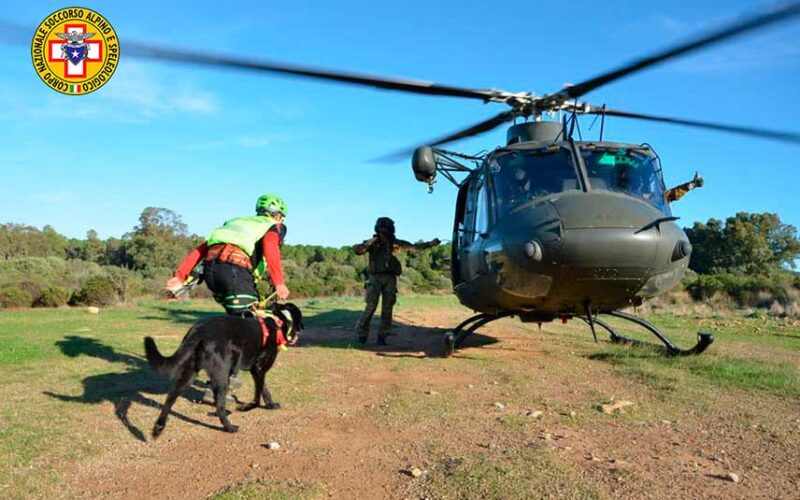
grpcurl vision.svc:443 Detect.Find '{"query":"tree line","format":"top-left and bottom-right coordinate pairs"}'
top-left (0, 208), bottom-right (798, 311)
top-left (0, 208), bottom-right (451, 307)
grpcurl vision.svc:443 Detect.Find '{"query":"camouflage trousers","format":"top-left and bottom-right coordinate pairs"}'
top-left (356, 273), bottom-right (397, 339)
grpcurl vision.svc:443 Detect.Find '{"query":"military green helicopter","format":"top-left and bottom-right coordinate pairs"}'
top-left (24, 2), bottom-right (799, 356)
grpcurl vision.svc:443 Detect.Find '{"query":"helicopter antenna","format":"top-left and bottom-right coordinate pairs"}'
top-left (553, 115), bottom-right (569, 143)
top-left (587, 104), bottom-right (607, 141)
top-left (600, 105), bottom-right (607, 141)
top-left (568, 110), bottom-right (577, 139)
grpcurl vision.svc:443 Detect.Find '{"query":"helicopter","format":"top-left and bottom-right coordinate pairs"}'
top-left (11, 2), bottom-right (800, 356)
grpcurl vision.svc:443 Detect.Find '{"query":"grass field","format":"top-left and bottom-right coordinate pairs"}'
top-left (0, 295), bottom-right (797, 498)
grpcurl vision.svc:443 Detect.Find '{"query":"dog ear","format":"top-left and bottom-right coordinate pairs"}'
top-left (284, 303), bottom-right (304, 331)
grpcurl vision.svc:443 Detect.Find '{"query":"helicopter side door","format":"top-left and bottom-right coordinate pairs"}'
top-left (460, 171), bottom-right (492, 281)
top-left (451, 182), bottom-right (469, 286)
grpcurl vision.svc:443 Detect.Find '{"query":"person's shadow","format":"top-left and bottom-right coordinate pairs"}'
top-left (44, 335), bottom-right (218, 442)
top-left (295, 308), bottom-right (498, 358)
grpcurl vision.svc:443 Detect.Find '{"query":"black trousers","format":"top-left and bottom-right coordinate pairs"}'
top-left (202, 261), bottom-right (259, 315)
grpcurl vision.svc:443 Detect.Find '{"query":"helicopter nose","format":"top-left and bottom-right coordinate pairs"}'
top-left (551, 192), bottom-right (680, 305)
top-left (560, 224), bottom-right (658, 270)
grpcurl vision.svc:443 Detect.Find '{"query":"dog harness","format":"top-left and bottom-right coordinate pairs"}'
top-left (255, 311), bottom-right (287, 349)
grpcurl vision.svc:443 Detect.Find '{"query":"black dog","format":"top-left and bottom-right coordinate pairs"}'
top-left (144, 303), bottom-right (303, 437)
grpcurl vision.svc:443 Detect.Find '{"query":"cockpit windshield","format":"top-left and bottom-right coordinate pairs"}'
top-left (491, 149), bottom-right (580, 214)
top-left (580, 147), bottom-right (669, 213)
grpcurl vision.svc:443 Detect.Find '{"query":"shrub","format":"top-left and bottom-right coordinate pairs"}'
top-left (103, 266), bottom-right (147, 301)
top-left (0, 287), bottom-right (33, 308)
top-left (70, 276), bottom-right (119, 306)
top-left (685, 275), bottom-right (723, 302)
top-left (34, 286), bottom-right (72, 308)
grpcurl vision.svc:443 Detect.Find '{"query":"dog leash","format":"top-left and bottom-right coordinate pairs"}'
top-left (258, 291), bottom-right (278, 309)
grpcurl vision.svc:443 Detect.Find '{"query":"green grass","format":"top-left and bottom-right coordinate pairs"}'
top-left (0, 295), bottom-right (796, 498)
top-left (415, 446), bottom-right (600, 499)
top-left (588, 345), bottom-right (800, 398)
top-left (213, 479), bottom-right (323, 499)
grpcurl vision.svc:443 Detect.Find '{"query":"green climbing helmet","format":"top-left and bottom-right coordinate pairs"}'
top-left (255, 194), bottom-right (287, 217)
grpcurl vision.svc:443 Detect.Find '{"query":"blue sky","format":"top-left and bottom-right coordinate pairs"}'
top-left (2, 0), bottom-right (799, 247)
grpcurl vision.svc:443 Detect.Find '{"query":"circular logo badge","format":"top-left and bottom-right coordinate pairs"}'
top-left (31, 7), bottom-right (119, 95)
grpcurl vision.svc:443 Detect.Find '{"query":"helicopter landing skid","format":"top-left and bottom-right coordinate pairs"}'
top-left (583, 310), bottom-right (714, 356)
top-left (443, 312), bottom-right (515, 357)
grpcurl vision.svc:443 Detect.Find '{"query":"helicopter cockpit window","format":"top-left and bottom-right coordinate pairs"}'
top-left (581, 148), bottom-right (670, 214)
top-left (491, 149), bottom-right (580, 214)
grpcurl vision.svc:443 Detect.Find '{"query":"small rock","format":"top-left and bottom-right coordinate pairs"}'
top-left (726, 473), bottom-right (740, 484)
top-left (87, 306), bottom-right (100, 314)
top-left (411, 468), bottom-right (423, 478)
top-left (599, 400), bottom-right (634, 414)
top-left (425, 390), bottom-right (439, 396)
top-left (494, 402), bottom-right (506, 410)
top-left (526, 410), bottom-right (544, 418)
top-left (543, 432), bottom-right (554, 441)
top-left (251, 463), bottom-right (259, 469)
top-left (661, 420), bottom-right (672, 425)
top-left (467, 384), bottom-right (474, 389)
top-left (266, 442), bottom-right (280, 450)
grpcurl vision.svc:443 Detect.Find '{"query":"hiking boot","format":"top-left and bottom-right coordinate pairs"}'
top-left (201, 387), bottom-right (235, 405)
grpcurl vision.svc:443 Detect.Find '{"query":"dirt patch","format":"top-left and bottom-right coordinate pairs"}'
top-left (57, 303), bottom-right (799, 499)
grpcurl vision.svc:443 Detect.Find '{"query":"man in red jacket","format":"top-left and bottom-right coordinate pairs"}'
top-left (164, 194), bottom-right (291, 404)
top-left (166, 194), bottom-right (290, 314)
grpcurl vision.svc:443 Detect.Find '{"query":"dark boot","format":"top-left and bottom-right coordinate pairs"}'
top-left (201, 387), bottom-right (235, 405)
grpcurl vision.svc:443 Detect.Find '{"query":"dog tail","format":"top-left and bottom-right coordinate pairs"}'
top-left (144, 336), bottom-right (199, 380)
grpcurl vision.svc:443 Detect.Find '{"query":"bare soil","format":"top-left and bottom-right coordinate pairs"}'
top-left (58, 305), bottom-right (800, 499)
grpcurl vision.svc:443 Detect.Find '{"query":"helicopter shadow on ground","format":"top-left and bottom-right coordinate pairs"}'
top-left (295, 308), bottom-right (499, 358)
top-left (43, 335), bottom-right (223, 442)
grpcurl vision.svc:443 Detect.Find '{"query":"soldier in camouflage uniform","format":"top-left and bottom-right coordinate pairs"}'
top-left (353, 217), bottom-right (439, 345)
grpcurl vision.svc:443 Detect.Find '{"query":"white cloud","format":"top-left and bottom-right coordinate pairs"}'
top-left (0, 63), bottom-right (221, 124)
top-left (35, 190), bottom-right (77, 203)
top-left (100, 62), bottom-right (219, 117)
top-left (179, 132), bottom-right (295, 151)
top-left (644, 12), bottom-right (800, 75)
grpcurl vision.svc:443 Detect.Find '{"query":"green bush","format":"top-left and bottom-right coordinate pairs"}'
top-left (103, 266), bottom-right (147, 301)
top-left (70, 276), bottom-right (119, 306)
top-left (685, 275), bottom-right (723, 302)
top-left (685, 272), bottom-right (797, 308)
top-left (0, 287), bottom-right (33, 308)
top-left (34, 286), bottom-right (71, 308)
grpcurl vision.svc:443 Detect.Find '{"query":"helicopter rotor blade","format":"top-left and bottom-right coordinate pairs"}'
top-left (123, 42), bottom-right (501, 102)
top-left (586, 107), bottom-right (800, 144)
top-left (374, 110), bottom-right (516, 162)
top-left (0, 18), bottom-right (501, 102)
top-left (549, 1), bottom-right (800, 103)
